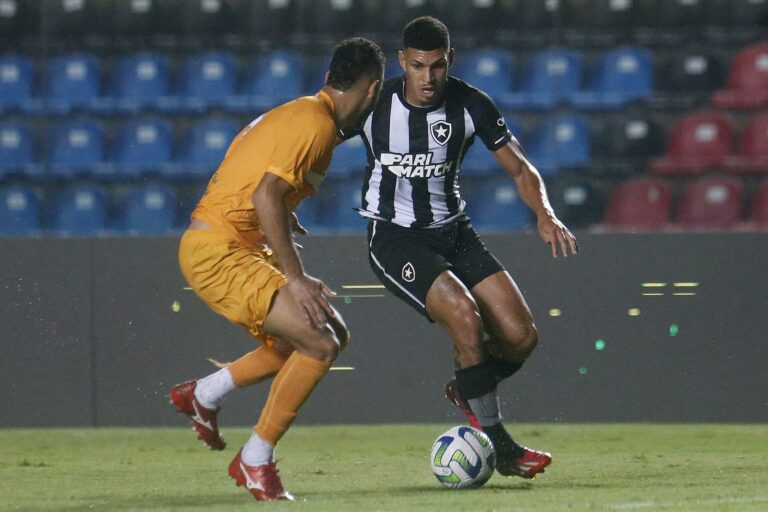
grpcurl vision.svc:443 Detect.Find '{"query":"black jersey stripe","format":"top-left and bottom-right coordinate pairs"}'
top-left (371, 92), bottom-right (396, 220)
top-left (407, 108), bottom-right (433, 227)
top-left (444, 100), bottom-right (466, 215)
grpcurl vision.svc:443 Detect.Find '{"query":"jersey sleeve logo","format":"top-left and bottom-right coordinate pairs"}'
top-left (429, 120), bottom-right (452, 146)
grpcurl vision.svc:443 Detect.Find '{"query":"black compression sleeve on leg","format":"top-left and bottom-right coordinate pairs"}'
top-left (455, 361), bottom-right (497, 400)
top-left (492, 358), bottom-right (524, 382)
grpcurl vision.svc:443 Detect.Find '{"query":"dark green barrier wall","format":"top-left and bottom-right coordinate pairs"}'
top-left (2, 233), bottom-right (767, 427)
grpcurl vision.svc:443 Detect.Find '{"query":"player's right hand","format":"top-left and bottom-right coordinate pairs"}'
top-left (285, 274), bottom-right (336, 329)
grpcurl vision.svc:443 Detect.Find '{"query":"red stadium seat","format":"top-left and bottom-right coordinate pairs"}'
top-left (604, 176), bottom-right (672, 230)
top-left (749, 181), bottom-right (768, 228)
top-left (711, 43), bottom-right (768, 109)
top-left (723, 112), bottom-right (768, 175)
top-left (675, 176), bottom-right (744, 229)
top-left (650, 113), bottom-right (733, 176)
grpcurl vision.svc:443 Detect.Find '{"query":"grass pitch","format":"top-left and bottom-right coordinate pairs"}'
top-left (1, 424), bottom-right (766, 512)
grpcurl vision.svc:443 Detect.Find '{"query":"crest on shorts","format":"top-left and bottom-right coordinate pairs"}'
top-left (402, 262), bottom-right (416, 282)
top-left (429, 120), bottom-right (452, 146)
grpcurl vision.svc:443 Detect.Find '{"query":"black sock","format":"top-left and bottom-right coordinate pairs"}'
top-left (484, 423), bottom-right (524, 458)
top-left (490, 358), bottom-right (524, 382)
top-left (455, 361), bottom-right (497, 400)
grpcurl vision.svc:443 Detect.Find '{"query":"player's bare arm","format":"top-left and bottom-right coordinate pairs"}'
top-left (252, 173), bottom-right (336, 328)
top-left (493, 139), bottom-right (579, 258)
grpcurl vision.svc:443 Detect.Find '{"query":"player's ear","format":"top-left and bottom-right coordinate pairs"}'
top-left (447, 48), bottom-right (455, 69)
top-left (324, 71), bottom-right (330, 85)
top-left (366, 78), bottom-right (380, 98)
top-left (398, 50), bottom-right (406, 71)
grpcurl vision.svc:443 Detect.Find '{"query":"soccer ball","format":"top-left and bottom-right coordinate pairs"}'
top-left (430, 426), bottom-right (496, 489)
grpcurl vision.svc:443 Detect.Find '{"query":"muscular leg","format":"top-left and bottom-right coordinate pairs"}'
top-left (471, 271), bottom-right (538, 377)
top-left (426, 270), bottom-right (485, 369)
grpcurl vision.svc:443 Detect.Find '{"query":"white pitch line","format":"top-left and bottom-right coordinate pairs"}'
top-left (607, 496), bottom-right (768, 510)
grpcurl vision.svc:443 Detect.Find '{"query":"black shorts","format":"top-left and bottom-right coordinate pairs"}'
top-left (367, 216), bottom-right (505, 320)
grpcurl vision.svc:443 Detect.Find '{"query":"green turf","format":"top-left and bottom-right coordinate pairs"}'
top-left (1, 424), bottom-right (766, 511)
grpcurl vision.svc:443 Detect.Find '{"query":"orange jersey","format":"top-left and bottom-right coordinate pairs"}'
top-left (192, 91), bottom-right (337, 247)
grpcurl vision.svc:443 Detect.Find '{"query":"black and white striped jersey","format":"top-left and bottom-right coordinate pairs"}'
top-left (356, 75), bottom-right (512, 228)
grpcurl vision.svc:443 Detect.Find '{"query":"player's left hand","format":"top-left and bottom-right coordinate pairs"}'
top-left (537, 213), bottom-right (578, 258)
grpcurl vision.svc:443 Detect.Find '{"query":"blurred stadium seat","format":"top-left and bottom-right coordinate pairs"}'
top-left (50, 183), bottom-right (110, 235)
top-left (463, 178), bottom-right (530, 232)
top-left (0, 0), bottom-right (40, 46)
top-left (246, 0), bottom-right (299, 41)
top-left (112, 52), bottom-right (174, 113)
top-left (226, 50), bottom-right (305, 111)
top-left (634, 0), bottom-right (709, 46)
top-left (299, 0), bottom-right (365, 38)
top-left (48, 119), bottom-right (107, 180)
top-left (503, 48), bottom-right (583, 111)
top-left (169, 117), bottom-right (239, 181)
top-left (569, 46), bottom-right (653, 110)
top-left (329, 135), bottom-right (368, 179)
top-left (547, 174), bottom-right (606, 229)
top-left (749, 180), bottom-right (768, 228)
top-left (113, 117), bottom-right (173, 180)
top-left (46, 53), bottom-right (102, 114)
top-left (177, 0), bottom-right (246, 38)
top-left (603, 175), bottom-right (672, 231)
top-left (675, 175), bottom-right (744, 230)
top-left (118, 183), bottom-right (178, 235)
top-left (0, 184), bottom-right (40, 235)
top-left (452, 49), bottom-right (514, 102)
top-left (525, 115), bottom-right (591, 176)
top-left (0, 55), bottom-right (34, 113)
top-left (651, 113), bottom-right (733, 176)
top-left (711, 43), bottom-right (768, 110)
top-left (320, 179), bottom-right (366, 233)
top-left (593, 115), bottom-right (664, 175)
top-left (0, 121), bottom-right (43, 181)
top-left (723, 112), bottom-right (768, 175)
top-left (651, 51), bottom-right (725, 110)
top-left (179, 51), bottom-right (238, 112)
top-left (562, 0), bottom-right (636, 47)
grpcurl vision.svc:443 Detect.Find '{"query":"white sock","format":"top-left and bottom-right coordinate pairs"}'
top-left (194, 367), bottom-right (236, 409)
top-left (241, 432), bottom-right (274, 466)
top-left (467, 390), bottom-right (502, 428)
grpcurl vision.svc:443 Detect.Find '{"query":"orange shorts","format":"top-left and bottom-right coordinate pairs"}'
top-left (179, 229), bottom-right (287, 343)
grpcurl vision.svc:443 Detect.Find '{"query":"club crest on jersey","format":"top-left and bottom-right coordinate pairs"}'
top-left (429, 120), bottom-right (452, 146)
top-left (402, 262), bottom-right (416, 282)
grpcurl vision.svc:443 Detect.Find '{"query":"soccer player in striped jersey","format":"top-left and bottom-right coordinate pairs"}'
top-left (353, 16), bottom-right (578, 479)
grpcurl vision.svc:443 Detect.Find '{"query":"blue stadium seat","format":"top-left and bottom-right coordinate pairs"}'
top-left (48, 119), bottom-right (108, 180)
top-left (503, 49), bottom-right (583, 111)
top-left (226, 50), bottom-right (305, 111)
top-left (0, 184), bottom-right (40, 235)
top-left (329, 135), bottom-right (367, 179)
top-left (46, 52), bottom-right (102, 114)
top-left (168, 117), bottom-right (239, 181)
top-left (0, 121), bottom-right (43, 180)
top-left (180, 51), bottom-right (238, 112)
top-left (50, 183), bottom-right (110, 235)
top-left (113, 117), bottom-right (173, 180)
top-left (569, 47), bottom-right (653, 110)
top-left (319, 179), bottom-right (366, 233)
top-left (461, 117), bottom-right (521, 177)
top-left (112, 52), bottom-right (175, 113)
top-left (463, 178), bottom-right (531, 232)
top-left (525, 115), bottom-right (591, 176)
top-left (451, 49), bottom-right (514, 100)
top-left (118, 183), bottom-right (178, 235)
top-left (0, 55), bottom-right (35, 113)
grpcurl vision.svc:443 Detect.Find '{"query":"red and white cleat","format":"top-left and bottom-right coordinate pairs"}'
top-left (169, 380), bottom-right (226, 451)
top-left (444, 379), bottom-right (481, 430)
top-left (496, 445), bottom-right (552, 479)
top-left (228, 449), bottom-right (295, 501)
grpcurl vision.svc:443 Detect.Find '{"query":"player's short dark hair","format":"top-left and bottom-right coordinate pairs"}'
top-left (326, 37), bottom-right (385, 91)
top-left (402, 16), bottom-right (450, 51)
